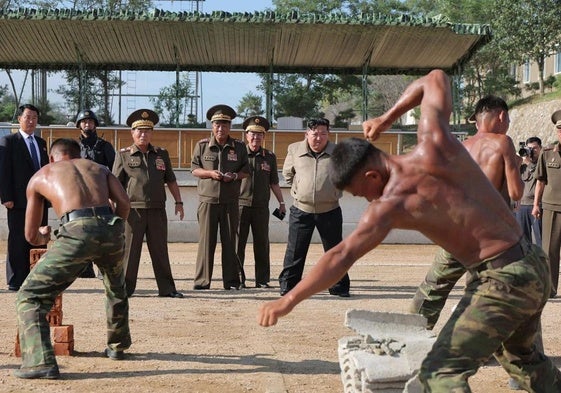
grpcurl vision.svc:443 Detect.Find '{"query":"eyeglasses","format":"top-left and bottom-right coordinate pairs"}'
top-left (308, 131), bottom-right (328, 138)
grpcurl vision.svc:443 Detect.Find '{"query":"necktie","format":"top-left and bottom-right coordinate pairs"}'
top-left (28, 136), bottom-right (40, 171)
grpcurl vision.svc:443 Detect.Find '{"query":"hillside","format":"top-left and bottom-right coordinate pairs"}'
top-left (509, 100), bottom-right (561, 146)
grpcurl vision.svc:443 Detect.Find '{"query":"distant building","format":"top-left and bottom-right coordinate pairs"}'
top-left (277, 116), bottom-right (304, 130)
top-left (512, 51), bottom-right (561, 94)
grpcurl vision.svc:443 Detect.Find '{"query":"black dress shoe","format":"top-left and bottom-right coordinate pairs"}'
top-left (256, 283), bottom-right (271, 288)
top-left (224, 285), bottom-right (241, 290)
top-left (160, 291), bottom-right (184, 298)
top-left (8, 286), bottom-right (19, 291)
top-left (329, 289), bottom-right (350, 297)
top-left (193, 284), bottom-right (210, 290)
top-left (280, 289), bottom-right (289, 296)
top-left (104, 347), bottom-right (125, 360)
top-left (13, 365), bottom-right (60, 379)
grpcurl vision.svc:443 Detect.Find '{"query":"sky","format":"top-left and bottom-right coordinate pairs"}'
top-left (0, 0), bottom-right (275, 125)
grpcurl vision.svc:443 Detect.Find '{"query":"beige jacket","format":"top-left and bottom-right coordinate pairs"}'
top-left (282, 140), bottom-right (342, 214)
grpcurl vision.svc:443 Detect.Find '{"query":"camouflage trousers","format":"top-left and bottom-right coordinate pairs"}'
top-left (16, 215), bottom-right (131, 369)
top-left (409, 247), bottom-right (466, 329)
top-left (419, 241), bottom-right (561, 392)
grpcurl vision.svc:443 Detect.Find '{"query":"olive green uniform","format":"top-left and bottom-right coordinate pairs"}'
top-left (420, 239), bottom-right (561, 391)
top-left (238, 146), bottom-right (279, 285)
top-left (536, 146), bottom-right (561, 297)
top-left (191, 136), bottom-right (249, 289)
top-left (113, 144), bottom-right (179, 296)
top-left (16, 213), bottom-right (130, 370)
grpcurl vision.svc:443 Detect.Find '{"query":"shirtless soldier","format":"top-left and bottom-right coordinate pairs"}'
top-left (258, 70), bottom-right (561, 391)
top-left (410, 95), bottom-right (524, 330)
top-left (14, 138), bottom-right (131, 379)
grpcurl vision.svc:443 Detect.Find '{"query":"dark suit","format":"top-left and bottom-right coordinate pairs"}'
top-left (0, 131), bottom-right (48, 289)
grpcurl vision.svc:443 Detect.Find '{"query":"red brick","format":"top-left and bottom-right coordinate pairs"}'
top-left (47, 310), bottom-right (63, 326)
top-left (53, 325), bottom-right (74, 343)
top-left (53, 340), bottom-right (74, 356)
top-left (14, 331), bottom-right (21, 357)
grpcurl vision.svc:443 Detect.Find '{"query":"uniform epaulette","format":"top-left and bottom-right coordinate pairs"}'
top-left (199, 138), bottom-right (210, 143)
top-left (543, 142), bottom-right (559, 152)
top-left (119, 147), bottom-right (131, 152)
top-left (154, 146), bottom-right (166, 152)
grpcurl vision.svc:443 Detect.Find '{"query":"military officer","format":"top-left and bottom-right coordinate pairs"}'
top-left (113, 109), bottom-right (184, 298)
top-left (533, 109), bottom-right (561, 298)
top-left (191, 105), bottom-right (249, 290)
top-left (237, 116), bottom-right (285, 288)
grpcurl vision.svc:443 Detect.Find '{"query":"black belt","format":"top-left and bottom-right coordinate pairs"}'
top-left (475, 239), bottom-right (528, 272)
top-left (60, 206), bottom-right (113, 224)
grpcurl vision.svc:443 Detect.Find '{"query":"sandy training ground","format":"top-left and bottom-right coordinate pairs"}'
top-left (1, 242), bottom-right (560, 392)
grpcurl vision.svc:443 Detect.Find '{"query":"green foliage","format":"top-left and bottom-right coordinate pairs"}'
top-left (237, 92), bottom-right (264, 119)
top-left (257, 73), bottom-right (326, 119)
top-left (56, 69), bottom-right (122, 125)
top-left (0, 84), bottom-right (17, 122)
top-left (544, 75), bottom-right (557, 91)
top-left (149, 74), bottom-right (193, 127)
top-left (553, 75), bottom-right (561, 90)
top-left (273, 0), bottom-right (408, 15)
top-left (406, 0), bottom-right (491, 23)
top-left (5, 0), bottom-right (154, 11)
top-left (491, 0), bottom-right (561, 94)
top-left (333, 107), bottom-right (356, 128)
top-left (525, 82), bottom-right (540, 94)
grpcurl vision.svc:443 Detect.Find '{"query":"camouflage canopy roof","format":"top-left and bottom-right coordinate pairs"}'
top-left (0, 8), bottom-right (491, 74)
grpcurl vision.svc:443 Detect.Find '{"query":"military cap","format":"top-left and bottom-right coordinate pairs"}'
top-left (243, 116), bottom-right (270, 133)
top-left (206, 104), bottom-right (236, 122)
top-left (75, 109), bottom-right (99, 128)
top-left (552, 109), bottom-right (561, 128)
top-left (127, 109), bottom-right (159, 129)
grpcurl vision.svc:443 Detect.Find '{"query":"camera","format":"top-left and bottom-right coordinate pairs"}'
top-left (518, 142), bottom-right (533, 158)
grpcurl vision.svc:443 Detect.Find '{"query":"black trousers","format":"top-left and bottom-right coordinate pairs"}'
top-left (6, 208), bottom-right (46, 289)
top-left (237, 205), bottom-right (270, 285)
top-left (279, 205), bottom-right (350, 293)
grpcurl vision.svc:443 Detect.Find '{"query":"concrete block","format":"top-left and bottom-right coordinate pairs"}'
top-left (338, 310), bottom-right (436, 393)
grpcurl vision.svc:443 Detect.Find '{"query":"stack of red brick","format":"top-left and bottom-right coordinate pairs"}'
top-left (14, 248), bottom-right (74, 357)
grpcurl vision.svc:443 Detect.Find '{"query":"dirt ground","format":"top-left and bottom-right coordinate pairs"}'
top-left (1, 242), bottom-right (560, 393)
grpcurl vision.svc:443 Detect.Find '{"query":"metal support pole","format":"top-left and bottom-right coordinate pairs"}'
top-left (362, 62), bottom-right (369, 121)
top-left (266, 61), bottom-right (274, 124)
top-left (175, 69), bottom-right (180, 127)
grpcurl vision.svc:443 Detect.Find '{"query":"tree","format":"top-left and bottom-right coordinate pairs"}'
top-left (56, 69), bottom-right (123, 125)
top-left (404, 0), bottom-right (527, 120)
top-left (25, 0), bottom-right (154, 124)
top-left (149, 74), bottom-right (193, 127)
top-left (0, 84), bottom-right (17, 122)
top-left (237, 92), bottom-right (264, 119)
top-left (258, 73), bottom-right (327, 119)
top-left (491, 0), bottom-right (561, 95)
top-left (273, 0), bottom-right (408, 15)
